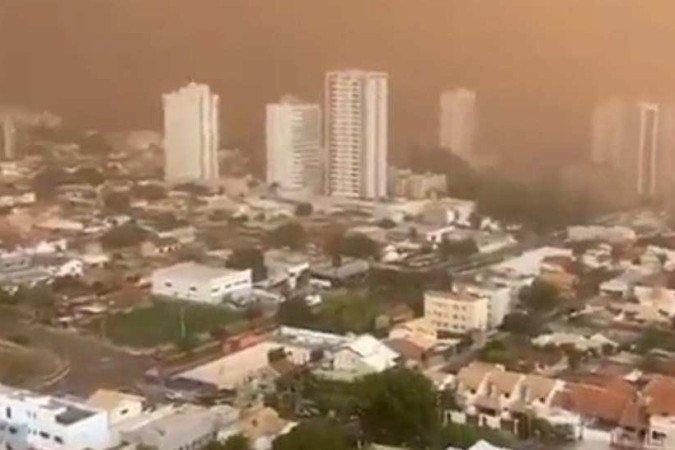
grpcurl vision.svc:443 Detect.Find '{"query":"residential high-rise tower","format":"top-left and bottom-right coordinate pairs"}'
top-left (439, 88), bottom-right (477, 162)
top-left (591, 98), bottom-right (675, 197)
top-left (325, 70), bottom-right (388, 199)
top-left (266, 95), bottom-right (322, 193)
top-left (163, 82), bottom-right (220, 184)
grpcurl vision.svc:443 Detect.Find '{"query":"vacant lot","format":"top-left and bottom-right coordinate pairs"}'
top-left (104, 300), bottom-right (244, 348)
top-left (0, 342), bottom-right (62, 389)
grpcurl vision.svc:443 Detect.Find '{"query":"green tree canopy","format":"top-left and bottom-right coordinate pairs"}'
top-left (272, 420), bottom-right (351, 450)
top-left (355, 368), bottom-right (439, 447)
top-left (294, 202), bottom-right (313, 217)
top-left (206, 434), bottom-right (251, 450)
top-left (100, 223), bottom-right (147, 249)
top-left (268, 222), bottom-right (306, 250)
top-left (519, 280), bottom-right (560, 314)
top-left (226, 247), bottom-right (267, 282)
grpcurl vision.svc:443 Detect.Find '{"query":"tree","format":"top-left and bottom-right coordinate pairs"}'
top-left (519, 280), bottom-right (560, 314)
top-left (132, 183), bottom-right (167, 201)
top-left (278, 297), bottom-right (314, 328)
top-left (103, 191), bottom-right (131, 213)
top-left (500, 312), bottom-right (543, 336)
top-left (439, 238), bottom-right (478, 260)
top-left (268, 222), bottom-right (306, 250)
top-left (227, 247), bottom-right (267, 282)
top-left (340, 234), bottom-right (379, 259)
top-left (100, 223), bottom-right (147, 249)
top-left (206, 434), bottom-right (251, 450)
top-left (295, 202), bottom-right (313, 217)
top-left (356, 368), bottom-right (438, 447)
top-left (272, 420), bottom-right (351, 450)
top-left (74, 167), bottom-right (104, 186)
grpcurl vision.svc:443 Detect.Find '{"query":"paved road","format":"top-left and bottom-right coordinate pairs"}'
top-left (0, 309), bottom-right (151, 397)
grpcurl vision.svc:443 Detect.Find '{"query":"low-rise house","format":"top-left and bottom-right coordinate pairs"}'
top-left (151, 262), bottom-right (252, 303)
top-left (329, 335), bottom-right (400, 378)
top-left (452, 362), bottom-right (572, 434)
top-left (567, 225), bottom-right (636, 244)
top-left (120, 403), bottom-right (227, 450)
top-left (264, 249), bottom-right (309, 288)
top-left (140, 236), bottom-right (181, 258)
top-left (531, 333), bottom-right (618, 354)
top-left (0, 383), bottom-right (115, 450)
top-left (86, 389), bottom-right (144, 426)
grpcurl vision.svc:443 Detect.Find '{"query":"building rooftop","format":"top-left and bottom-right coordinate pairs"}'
top-left (175, 341), bottom-right (281, 390)
top-left (153, 261), bottom-right (245, 283)
top-left (425, 290), bottom-right (486, 303)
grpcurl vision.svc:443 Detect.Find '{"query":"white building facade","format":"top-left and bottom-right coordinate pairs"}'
top-left (424, 290), bottom-right (488, 334)
top-left (325, 70), bottom-right (388, 199)
top-left (0, 117), bottom-right (17, 161)
top-left (163, 82), bottom-right (220, 184)
top-left (439, 87), bottom-right (477, 162)
top-left (151, 262), bottom-right (252, 303)
top-left (266, 95), bottom-right (322, 193)
top-left (0, 384), bottom-right (114, 450)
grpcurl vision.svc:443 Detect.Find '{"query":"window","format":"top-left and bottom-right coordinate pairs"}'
top-left (189, 286), bottom-right (197, 291)
top-left (39, 431), bottom-right (50, 439)
top-left (164, 281), bottom-right (172, 287)
top-left (8, 426), bottom-right (17, 435)
top-left (54, 436), bottom-right (63, 444)
top-left (5, 407), bottom-right (10, 419)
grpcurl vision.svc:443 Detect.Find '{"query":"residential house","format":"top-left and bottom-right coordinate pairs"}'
top-left (327, 335), bottom-right (400, 379)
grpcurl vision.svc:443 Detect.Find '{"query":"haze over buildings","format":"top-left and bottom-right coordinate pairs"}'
top-left (162, 82), bottom-right (220, 184)
top-left (265, 95), bottom-right (322, 193)
top-left (591, 98), bottom-right (675, 197)
top-left (439, 88), bottom-right (477, 163)
top-left (325, 70), bottom-right (388, 199)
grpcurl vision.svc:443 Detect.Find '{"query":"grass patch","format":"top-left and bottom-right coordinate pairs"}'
top-left (104, 300), bottom-right (243, 347)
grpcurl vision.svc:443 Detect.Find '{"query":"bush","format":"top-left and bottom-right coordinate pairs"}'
top-left (295, 202), bottom-right (313, 216)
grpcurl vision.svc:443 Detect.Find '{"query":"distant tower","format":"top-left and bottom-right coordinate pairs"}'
top-left (591, 98), bottom-right (675, 197)
top-left (325, 70), bottom-right (388, 199)
top-left (162, 82), bottom-right (220, 184)
top-left (439, 88), bottom-right (477, 162)
top-left (266, 95), bottom-right (322, 193)
top-left (0, 117), bottom-right (17, 160)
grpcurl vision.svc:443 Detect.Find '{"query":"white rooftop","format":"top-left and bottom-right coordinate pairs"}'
top-left (153, 262), bottom-right (244, 283)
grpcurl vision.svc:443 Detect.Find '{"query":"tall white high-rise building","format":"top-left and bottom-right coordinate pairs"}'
top-left (325, 70), bottom-right (388, 199)
top-left (163, 82), bottom-right (220, 184)
top-left (0, 117), bottom-right (17, 160)
top-left (591, 98), bottom-right (675, 196)
top-left (266, 95), bottom-right (322, 192)
top-left (439, 88), bottom-right (477, 161)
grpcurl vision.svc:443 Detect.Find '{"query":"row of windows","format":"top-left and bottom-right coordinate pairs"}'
top-left (0, 423), bottom-right (63, 445)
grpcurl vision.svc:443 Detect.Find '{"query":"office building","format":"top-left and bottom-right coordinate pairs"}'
top-left (0, 117), bottom-right (17, 160)
top-left (424, 290), bottom-right (488, 335)
top-left (591, 98), bottom-right (675, 197)
top-left (439, 88), bottom-right (477, 161)
top-left (0, 383), bottom-right (114, 450)
top-left (325, 70), bottom-right (388, 199)
top-left (266, 95), bottom-right (322, 192)
top-left (163, 82), bottom-right (220, 184)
